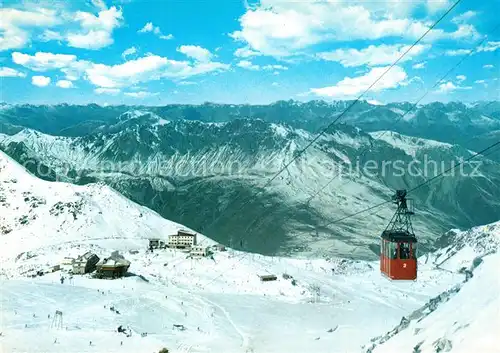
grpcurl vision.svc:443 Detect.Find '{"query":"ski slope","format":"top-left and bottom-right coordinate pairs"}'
top-left (0, 150), bottom-right (498, 353)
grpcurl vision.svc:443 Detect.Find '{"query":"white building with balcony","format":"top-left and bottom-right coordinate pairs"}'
top-left (168, 230), bottom-right (197, 249)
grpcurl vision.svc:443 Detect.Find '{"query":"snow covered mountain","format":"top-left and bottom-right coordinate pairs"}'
top-left (0, 100), bottom-right (500, 137)
top-left (1, 112), bottom-right (499, 258)
top-left (0, 153), bottom-right (500, 353)
top-left (0, 150), bottom-right (212, 265)
top-left (1, 149), bottom-right (498, 353)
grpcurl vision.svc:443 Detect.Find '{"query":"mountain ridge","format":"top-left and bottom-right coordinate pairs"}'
top-left (2, 115), bottom-right (499, 258)
top-left (1, 146), bottom-right (498, 352)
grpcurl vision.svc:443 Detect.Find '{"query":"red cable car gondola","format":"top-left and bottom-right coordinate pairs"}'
top-left (380, 190), bottom-right (418, 280)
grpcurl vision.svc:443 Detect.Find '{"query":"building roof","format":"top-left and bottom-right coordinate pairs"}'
top-left (258, 274), bottom-right (277, 279)
top-left (97, 255), bottom-right (131, 268)
top-left (77, 251), bottom-right (97, 261)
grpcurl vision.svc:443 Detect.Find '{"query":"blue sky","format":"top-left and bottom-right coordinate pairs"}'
top-left (0, 0), bottom-right (499, 105)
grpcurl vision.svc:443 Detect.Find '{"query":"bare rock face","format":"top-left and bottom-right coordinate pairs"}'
top-left (433, 337), bottom-right (453, 352)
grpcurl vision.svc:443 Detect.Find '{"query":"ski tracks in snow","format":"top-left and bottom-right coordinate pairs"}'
top-left (201, 297), bottom-right (251, 351)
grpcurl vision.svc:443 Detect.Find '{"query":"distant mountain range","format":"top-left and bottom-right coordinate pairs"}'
top-left (1, 100), bottom-right (499, 162)
top-left (1, 102), bottom-right (499, 258)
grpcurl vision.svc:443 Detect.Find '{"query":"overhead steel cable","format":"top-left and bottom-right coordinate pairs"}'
top-left (407, 140), bottom-right (500, 194)
top-left (197, 141), bottom-right (500, 289)
top-left (308, 22), bottom-right (500, 201)
top-left (319, 139), bottom-right (500, 230)
top-left (195, 0), bottom-right (464, 244)
top-left (179, 0), bottom-right (468, 287)
top-left (480, 143), bottom-right (500, 160)
top-left (196, 126), bottom-right (500, 288)
top-left (237, 21), bottom-right (500, 247)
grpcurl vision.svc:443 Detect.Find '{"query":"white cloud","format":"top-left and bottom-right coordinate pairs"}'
top-left (0, 5), bottom-right (123, 51)
top-left (61, 60), bottom-right (92, 81)
top-left (86, 55), bottom-right (169, 88)
top-left (474, 79), bottom-right (487, 87)
top-left (436, 81), bottom-right (472, 93)
top-left (56, 80), bottom-right (73, 88)
top-left (95, 87), bottom-right (120, 95)
top-left (138, 22), bottom-right (173, 40)
top-left (483, 64), bottom-right (494, 69)
top-left (235, 61), bottom-right (288, 72)
top-left (31, 75), bottom-right (51, 87)
top-left (178, 81), bottom-right (197, 86)
top-left (456, 75), bottom-right (466, 82)
top-left (66, 7), bottom-right (123, 49)
top-left (0, 67), bottom-right (26, 78)
top-left (67, 30), bottom-right (111, 49)
top-left (12, 51), bottom-right (78, 71)
top-left (426, 0), bottom-right (452, 14)
top-left (401, 75), bottom-right (424, 87)
top-left (159, 34), bottom-right (174, 40)
top-left (177, 45), bottom-right (213, 62)
top-left (451, 11), bottom-right (477, 24)
top-left (317, 44), bottom-right (429, 67)
top-left (87, 55), bottom-right (229, 88)
top-left (271, 82), bottom-right (279, 86)
top-left (230, 0), bottom-right (477, 57)
top-left (138, 22), bottom-right (154, 33)
top-left (124, 91), bottom-right (159, 98)
top-left (12, 50), bottom-right (92, 83)
top-left (237, 60), bottom-right (260, 70)
top-left (262, 64), bottom-right (288, 71)
top-left (13, 50), bottom-right (230, 89)
top-left (0, 8), bottom-right (60, 51)
top-left (444, 49), bottom-right (471, 56)
top-left (445, 24), bottom-right (480, 41)
top-left (122, 46), bottom-right (137, 60)
top-left (310, 65), bottom-right (408, 98)
top-left (234, 47), bottom-right (261, 58)
top-left (12, 51), bottom-right (91, 81)
top-left (91, 0), bottom-right (108, 11)
top-left (164, 61), bottom-right (229, 79)
top-left (437, 82), bottom-right (457, 93)
top-left (39, 29), bottom-right (63, 42)
top-left (477, 41), bottom-right (500, 53)
top-left (412, 62), bottom-right (426, 69)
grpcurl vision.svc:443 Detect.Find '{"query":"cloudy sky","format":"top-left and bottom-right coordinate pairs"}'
top-left (0, 0), bottom-right (499, 105)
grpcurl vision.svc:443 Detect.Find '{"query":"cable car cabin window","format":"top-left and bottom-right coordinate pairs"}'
top-left (389, 242), bottom-right (398, 259)
top-left (399, 242), bottom-right (411, 259)
top-left (411, 242), bottom-right (417, 259)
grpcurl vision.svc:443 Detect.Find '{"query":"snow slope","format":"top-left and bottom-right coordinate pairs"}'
top-left (369, 131), bottom-right (455, 158)
top-left (0, 150), bottom-right (214, 265)
top-left (0, 150), bottom-right (497, 353)
top-left (366, 222), bottom-right (500, 353)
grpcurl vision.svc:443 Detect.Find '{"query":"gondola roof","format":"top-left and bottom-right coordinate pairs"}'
top-left (381, 230), bottom-right (417, 242)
